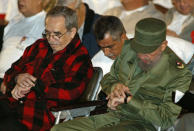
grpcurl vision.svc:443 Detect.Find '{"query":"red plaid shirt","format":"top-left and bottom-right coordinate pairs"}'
top-left (3, 34), bottom-right (94, 131)
top-left (191, 30), bottom-right (194, 44)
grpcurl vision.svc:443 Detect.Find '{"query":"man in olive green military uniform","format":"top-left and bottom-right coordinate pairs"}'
top-left (51, 18), bottom-right (192, 131)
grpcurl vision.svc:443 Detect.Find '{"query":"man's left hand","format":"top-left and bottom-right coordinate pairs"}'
top-left (11, 84), bottom-right (30, 100)
top-left (106, 83), bottom-right (132, 110)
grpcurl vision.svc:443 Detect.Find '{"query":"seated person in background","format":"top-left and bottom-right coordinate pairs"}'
top-left (0, 0), bottom-right (57, 52)
top-left (0, 0), bottom-right (9, 51)
top-left (165, 0), bottom-right (194, 42)
top-left (57, 0), bottom-right (101, 58)
top-left (0, 0), bottom-right (8, 24)
top-left (104, 0), bottom-right (165, 34)
top-left (51, 18), bottom-right (192, 131)
top-left (4, 0), bottom-right (20, 23)
top-left (0, 6), bottom-right (94, 131)
top-left (153, 0), bottom-right (173, 9)
top-left (0, 0), bottom-right (52, 84)
top-left (82, 0), bottom-right (122, 14)
top-left (92, 16), bottom-right (128, 75)
top-left (165, 0), bottom-right (194, 77)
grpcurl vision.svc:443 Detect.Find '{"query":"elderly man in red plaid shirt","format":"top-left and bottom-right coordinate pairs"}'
top-left (0, 6), bottom-right (94, 131)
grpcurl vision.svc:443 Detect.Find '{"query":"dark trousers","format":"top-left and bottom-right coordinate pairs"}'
top-left (0, 92), bottom-right (28, 131)
top-left (0, 78), bottom-right (3, 85)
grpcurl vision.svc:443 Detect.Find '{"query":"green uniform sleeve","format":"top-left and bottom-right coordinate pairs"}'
top-left (101, 40), bottom-right (136, 95)
top-left (101, 57), bottom-right (120, 94)
top-left (128, 67), bottom-right (192, 129)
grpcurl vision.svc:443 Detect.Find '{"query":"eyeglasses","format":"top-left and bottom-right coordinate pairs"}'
top-left (42, 30), bottom-right (67, 40)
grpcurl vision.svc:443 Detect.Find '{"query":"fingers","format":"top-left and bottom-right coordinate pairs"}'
top-left (28, 74), bottom-right (37, 82)
top-left (107, 97), bottom-right (124, 110)
top-left (123, 86), bottom-right (131, 95)
top-left (12, 88), bottom-right (25, 100)
top-left (16, 73), bottom-right (36, 89)
top-left (112, 83), bottom-right (129, 98)
top-left (0, 82), bottom-right (6, 94)
top-left (18, 78), bottom-right (34, 88)
top-left (107, 83), bottom-right (132, 108)
top-left (11, 85), bottom-right (30, 100)
top-left (126, 95), bottom-right (132, 103)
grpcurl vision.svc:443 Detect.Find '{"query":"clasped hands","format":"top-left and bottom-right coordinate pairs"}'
top-left (107, 83), bottom-right (132, 110)
top-left (0, 73), bottom-right (37, 100)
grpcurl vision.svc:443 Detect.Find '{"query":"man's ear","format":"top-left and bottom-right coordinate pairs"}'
top-left (161, 40), bottom-right (168, 51)
top-left (120, 33), bottom-right (127, 42)
top-left (69, 27), bottom-right (77, 38)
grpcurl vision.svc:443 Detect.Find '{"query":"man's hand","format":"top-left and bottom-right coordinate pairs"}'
top-left (16, 73), bottom-right (36, 89)
top-left (11, 84), bottom-right (30, 100)
top-left (0, 82), bottom-right (6, 94)
top-left (107, 83), bottom-right (132, 110)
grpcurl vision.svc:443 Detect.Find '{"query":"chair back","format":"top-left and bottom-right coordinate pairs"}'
top-left (80, 67), bottom-right (103, 101)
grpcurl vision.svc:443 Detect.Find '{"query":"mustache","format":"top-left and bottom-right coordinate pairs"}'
top-left (48, 41), bottom-right (59, 45)
top-left (107, 53), bottom-right (114, 57)
top-left (106, 53), bottom-right (116, 59)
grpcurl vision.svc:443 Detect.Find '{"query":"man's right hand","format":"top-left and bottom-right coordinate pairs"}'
top-left (16, 73), bottom-right (37, 89)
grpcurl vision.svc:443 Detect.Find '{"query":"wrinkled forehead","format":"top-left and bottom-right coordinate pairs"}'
top-left (45, 16), bottom-right (66, 31)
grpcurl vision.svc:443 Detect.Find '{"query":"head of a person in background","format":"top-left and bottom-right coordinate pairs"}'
top-left (94, 16), bottom-right (127, 60)
top-left (57, 0), bottom-right (82, 10)
top-left (56, 0), bottom-right (85, 28)
top-left (120, 0), bottom-right (149, 11)
top-left (131, 18), bottom-right (168, 71)
top-left (43, 6), bottom-right (78, 54)
top-left (172, 0), bottom-right (194, 15)
top-left (18, 0), bottom-right (44, 17)
top-left (43, 0), bottom-right (57, 12)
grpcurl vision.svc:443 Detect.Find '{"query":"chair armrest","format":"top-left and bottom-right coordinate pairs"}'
top-left (50, 100), bottom-right (108, 112)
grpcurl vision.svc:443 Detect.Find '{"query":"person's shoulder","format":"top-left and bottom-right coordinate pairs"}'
top-left (165, 47), bottom-right (187, 70)
top-left (164, 7), bottom-right (175, 24)
top-left (118, 39), bottom-right (136, 61)
top-left (27, 38), bottom-right (48, 49)
top-left (167, 36), bottom-right (194, 64)
top-left (104, 6), bottom-right (123, 17)
top-left (74, 41), bottom-right (91, 58)
top-left (122, 39), bottom-right (135, 53)
top-left (30, 11), bottom-right (46, 23)
top-left (7, 13), bottom-right (24, 25)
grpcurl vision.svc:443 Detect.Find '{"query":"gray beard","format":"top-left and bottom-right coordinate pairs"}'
top-left (138, 54), bottom-right (161, 72)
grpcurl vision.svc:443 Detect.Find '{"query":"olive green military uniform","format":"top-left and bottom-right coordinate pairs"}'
top-left (51, 40), bottom-right (192, 131)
